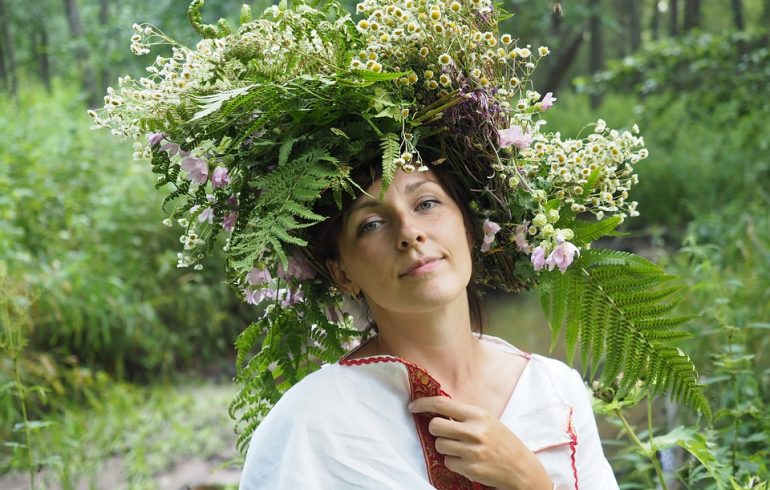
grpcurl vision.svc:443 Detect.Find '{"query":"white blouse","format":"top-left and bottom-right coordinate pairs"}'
top-left (240, 335), bottom-right (619, 489)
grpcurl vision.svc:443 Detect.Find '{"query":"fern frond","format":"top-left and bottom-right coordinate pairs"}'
top-left (540, 248), bottom-right (710, 418)
top-left (228, 148), bottom-right (337, 273)
top-left (572, 216), bottom-right (622, 246)
top-left (379, 132), bottom-right (400, 197)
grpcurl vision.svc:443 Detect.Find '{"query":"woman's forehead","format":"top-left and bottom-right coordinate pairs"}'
top-left (361, 169), bottom-right (442, 200)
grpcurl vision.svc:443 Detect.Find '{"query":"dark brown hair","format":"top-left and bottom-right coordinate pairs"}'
top-left (306, 162), bottom-right (486, 332)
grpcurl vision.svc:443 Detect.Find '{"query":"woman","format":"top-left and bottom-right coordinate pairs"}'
top-left (239, 166), bottom-right (618, 489)
top-left (94, 2), bottom-right (698, 488)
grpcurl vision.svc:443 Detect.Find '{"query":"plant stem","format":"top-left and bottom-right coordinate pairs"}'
top-left (14, 355), bottom-right (36, 490)
top-left (648, 393), bottom-right (668, 490)
top-left (616, 407), bottom-right (668, 490)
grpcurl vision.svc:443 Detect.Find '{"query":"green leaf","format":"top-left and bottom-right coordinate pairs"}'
top-left (379, 133), bottom-right (400, 198)
top-left (539, 249), bottom-right (709, 418)
top-left (572, 216), bottom-right (622, 246)
top-left (652, 426), bottom-right (730, 489)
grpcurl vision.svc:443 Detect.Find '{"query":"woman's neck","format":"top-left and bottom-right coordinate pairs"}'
top-left (368, 292), bottom-right (483, 391)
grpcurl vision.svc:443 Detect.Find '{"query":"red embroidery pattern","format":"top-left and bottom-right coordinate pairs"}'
top-left (340, 355), bottom-right (490, 490)
top-left (566, 407), bottom-right (579, 490)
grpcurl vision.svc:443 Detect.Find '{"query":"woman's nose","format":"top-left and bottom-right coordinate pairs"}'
top-left (397, 216), bottom-right (425, 250)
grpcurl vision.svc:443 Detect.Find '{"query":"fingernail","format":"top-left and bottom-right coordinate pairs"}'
top-left (407, 402), bottom-right (415, 411)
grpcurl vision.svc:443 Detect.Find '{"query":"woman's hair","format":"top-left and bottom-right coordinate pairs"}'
top-left (306, 162), bottom-right (486, 332)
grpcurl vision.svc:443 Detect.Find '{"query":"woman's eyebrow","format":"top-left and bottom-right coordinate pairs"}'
top-left (347, 179), bottom-right (441, 215)
top-left (348, 198), bottom-right (381, 215)
top-left (404, 179), bottom-right (438, 194)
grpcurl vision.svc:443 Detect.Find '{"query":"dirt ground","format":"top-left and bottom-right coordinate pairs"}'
top-left (0, 454), bottom-right (242, 490)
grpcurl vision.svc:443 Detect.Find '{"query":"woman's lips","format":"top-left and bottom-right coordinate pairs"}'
top-left (402, 258), bottom-right (442, 277)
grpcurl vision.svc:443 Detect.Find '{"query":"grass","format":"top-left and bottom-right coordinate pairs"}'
top-left (1, 377), bottom-right (240, 490)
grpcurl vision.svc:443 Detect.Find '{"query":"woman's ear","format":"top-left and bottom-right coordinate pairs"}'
top-left (326, 259), bottom-right (360, 296)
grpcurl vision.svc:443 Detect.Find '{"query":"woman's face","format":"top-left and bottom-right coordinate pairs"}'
top-left (330, 169), bottom-right (473, 316)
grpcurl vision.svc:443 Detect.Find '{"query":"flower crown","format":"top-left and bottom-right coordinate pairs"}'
top-left (93, 0), bottom-right (708, 450)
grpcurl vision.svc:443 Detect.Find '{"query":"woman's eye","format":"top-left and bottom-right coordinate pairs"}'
top-left (417, 199), bottom-right (439, 210)
top-left (360, 220), bottom-right (381, 234)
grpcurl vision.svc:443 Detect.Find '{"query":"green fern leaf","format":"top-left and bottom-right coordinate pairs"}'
top-left (572, 216), bottom-right (622, 246)
top-left (539, 248), bottom-right (710, 418)
top-left (379, 132), bottom-right (400, 197)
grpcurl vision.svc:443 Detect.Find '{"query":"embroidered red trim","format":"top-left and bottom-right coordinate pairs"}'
top-left (339, 355), bottom-right (489, 490)
top-left (567, 407), bottom-right (579, 490)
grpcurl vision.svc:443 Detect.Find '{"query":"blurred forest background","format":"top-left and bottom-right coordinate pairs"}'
top-left (1, 0), bottom-right (768, 488)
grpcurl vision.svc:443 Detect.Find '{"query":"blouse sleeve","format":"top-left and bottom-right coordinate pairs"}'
top-left (564, 368), bottom-right (619, 490)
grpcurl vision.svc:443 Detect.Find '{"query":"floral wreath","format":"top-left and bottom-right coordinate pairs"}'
top-left (92, 0), bottom-right (709, 450)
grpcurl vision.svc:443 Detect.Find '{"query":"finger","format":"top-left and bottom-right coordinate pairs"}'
top-left (408, 396), bottom-right (481, 421)
top-left (434, 436), bottom-right (466, 457)
top-left (428, 416), bottom-right (466, 440)
top-left (442, 455), bottom-right (467, 476)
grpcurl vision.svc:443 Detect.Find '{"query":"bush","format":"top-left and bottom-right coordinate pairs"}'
top-left (0, 84), bottom-right (249, 380)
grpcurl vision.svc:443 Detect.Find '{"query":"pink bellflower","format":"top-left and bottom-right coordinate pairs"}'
top-left (181, 156), bottom-right (208, 184)
top-left (540, 92), bottom-right (557, 110)
top-left (531, 244), bottom-right (548, 271)
top-left (222, 211), bottom-right (238, 232)
top-left (480, 219), bottom-right (501, 253)
top-left (498, 125), bottom-right (532, 150)
top-left (277, 255), bottom-right (316, 281)
top-left (545, 241), bottom-right (580, 273)
top-left (211, 166), bottom-right (231, 188)
top-left (247, 267), bottom-right (272, 285)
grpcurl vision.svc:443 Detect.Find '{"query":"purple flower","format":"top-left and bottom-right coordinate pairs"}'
top-left (147, 133), bottom-right (165, 146)
top-left (280, 288), bottom-right (305, 307)
top-left (244, 287), bottom-right (276, 305)
top-left (540, 92), bottom-right (557, 110)
top-left (190, 195), bottom-right (215, 224)
top-left (514, 223), bottom-right (532, 253)
top-left (189, 205), bottom-right (213, 223)
top-left (480, 219), bottom-right (502, 253)
top-left (531, 245), bottom-right (548, 271)
top-left (246, 267), bottom-right (272, 285)
top-left (222, 211), bottom-right (238, 232)
top-left (181, 156), bottom-right (208, 184)
top-left (545, 241), bottom-right (580, 273)
top-left (161, 140), bottom-right (180, 156)
top-left (211, 166), bottom-right (231, 188)
top-left (277, 255), bottom-right (316, 281)
top-left (498, 125), bottom-right (532, 150)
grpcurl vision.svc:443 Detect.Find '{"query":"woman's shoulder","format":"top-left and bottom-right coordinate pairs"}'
top-left (479, 334), bottom-right (587, 402)
top-left (269, 363), bottom-right (350, 413)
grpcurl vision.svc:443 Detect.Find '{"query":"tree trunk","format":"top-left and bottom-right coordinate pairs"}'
top-left (589, 0), bottom-right (603, 108)
top-left (551, 2), bottom-right (564, 31)
top-left (627, 0), bottom-right (642, 52)
top-left (669, 0), bottom-right (679, 36)
top-left (730, 0), bottom-right (744, 30)
top-left (35, 21), bottom-right (52, 93)
top-left (98, 0), bottom-right (109, 93)
top-left (651, 0), bottom-right (661, 40)
top-left (62, 0), bottom-right (99, 106)
top-left (683, 0), bottom-right (700, 31)
top-left (0, 0), bottom-right (16, 97)
top-left (764, 0), bottom-right (770, 26)
top-left (543, 31), bottom-right (584, 93)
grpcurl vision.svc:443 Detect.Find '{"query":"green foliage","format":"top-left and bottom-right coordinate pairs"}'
top-left (0, 262), bottom-right (45, 488)
top-left (229, 293), bottom-right (362, 453)
top-left (0, 86), bottom-right (246, 380)
top-left (379, 132), bottom-right (400, 196)
top-left (582, 30), bottom-right (770, 123)
top-left (568, 30), bottom-right (770, 235)
top-left (539, 248), bottom-right (709, 417)
top-left (229, 148), bottom-right (337, 270)
top-left (1, 376), bottom-right (237, 488)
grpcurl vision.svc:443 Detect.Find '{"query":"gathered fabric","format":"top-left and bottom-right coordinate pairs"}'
top-left (240, 335), bottom-right (618, 490)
